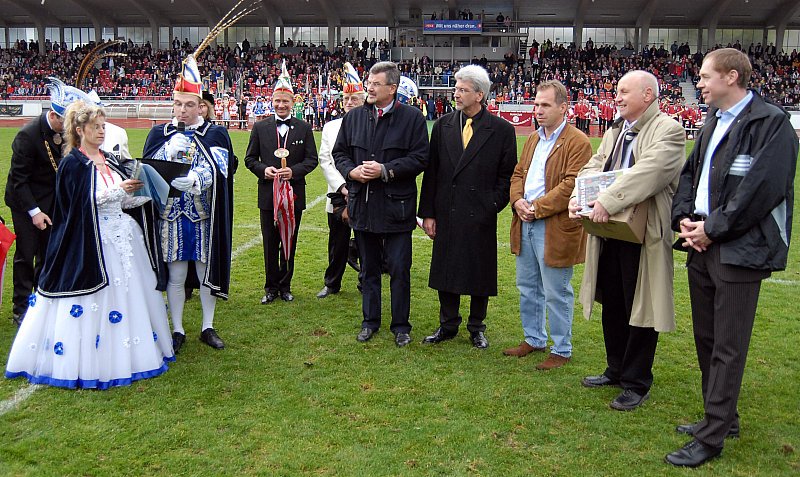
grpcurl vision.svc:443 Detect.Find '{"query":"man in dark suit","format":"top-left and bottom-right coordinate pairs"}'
top-left (4, 90), bottom-right (66, 325)
top-left (245, 64), bottom-right (318, 303)
top-left (668, 48), bottom-right (797, 468)
top-left (418, 64), bottom-right (517, 349)
top-left (333, 62), bottom-right (429, 347)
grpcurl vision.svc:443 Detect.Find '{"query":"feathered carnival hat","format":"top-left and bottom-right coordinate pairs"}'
top-left (47, 77), bottom-right (101, 116)
top-left (342, 62), bottom-right (364, 94)
top-left (273, 59), bottom-right (293, 95)
top-left (174, 0), bottom-right (262, 98)
top-left (397, 75), bottom-right (418, 104)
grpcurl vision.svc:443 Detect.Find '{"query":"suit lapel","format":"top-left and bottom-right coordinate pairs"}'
top-left (443, 113), bottom-right (463, 169)
top-left (455, 120), bottom-right (492, 176)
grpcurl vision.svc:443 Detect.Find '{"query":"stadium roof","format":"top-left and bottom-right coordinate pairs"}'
top-left (1, 0), bottom-right (799, 30)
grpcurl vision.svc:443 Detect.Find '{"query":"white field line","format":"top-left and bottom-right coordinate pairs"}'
top-left (0, 385), bottom-right (40, 417)
top-left (0, 195), bottom-right (328, 415)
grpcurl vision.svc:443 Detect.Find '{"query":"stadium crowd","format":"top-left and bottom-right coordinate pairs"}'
top-left (3, 36), bottom-right (800, 115)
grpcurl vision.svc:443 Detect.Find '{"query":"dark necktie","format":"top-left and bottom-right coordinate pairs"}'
top-left (277, 118), bottom-right (291, 127)
top-left (611, 127), bottom-right (637, 170)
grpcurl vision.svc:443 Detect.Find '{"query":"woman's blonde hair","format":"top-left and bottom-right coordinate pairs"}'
top-left (63, 100), bottom-right (105, 153)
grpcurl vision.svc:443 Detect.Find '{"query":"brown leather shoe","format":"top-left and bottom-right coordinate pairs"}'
top-left (502, 341), bottom-right (546, 357)
top-left (535, 353), bottom-right (570, 370)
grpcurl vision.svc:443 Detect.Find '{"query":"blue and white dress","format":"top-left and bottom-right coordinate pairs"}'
top-left (5, 166), bottom-right (175, 389)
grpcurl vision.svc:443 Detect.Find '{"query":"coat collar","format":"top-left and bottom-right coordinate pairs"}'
top-left (443, 107), bottom-right (494, 176)
top-left (162, 119), bottom-right (212, 137)
top-left (521, 122), bottom-right (577, 171)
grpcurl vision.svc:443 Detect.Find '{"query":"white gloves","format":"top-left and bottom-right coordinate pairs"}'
top-left (165, 134), bottom-right (192, 160)
top-left (171, 174), bottom-right (196, 192)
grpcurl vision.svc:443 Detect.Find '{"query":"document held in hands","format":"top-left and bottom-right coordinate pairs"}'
top-left (130, 159), bottom-right (190, 211)
top-left (575, 170), bottom-right (624, 215)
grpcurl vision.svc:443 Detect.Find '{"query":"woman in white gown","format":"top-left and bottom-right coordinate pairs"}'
top-left (5, 101), bottom-right (174, 389)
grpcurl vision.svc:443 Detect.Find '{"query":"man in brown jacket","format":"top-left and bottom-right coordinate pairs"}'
top-left (503, 80), bottom-right (592, 370)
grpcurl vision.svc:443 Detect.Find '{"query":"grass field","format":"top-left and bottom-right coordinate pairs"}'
top-left (0, 125), bottom-right (798, 476)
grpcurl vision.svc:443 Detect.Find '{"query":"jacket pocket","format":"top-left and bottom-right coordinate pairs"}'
top-left (385, 191), bottom-right (415, 225)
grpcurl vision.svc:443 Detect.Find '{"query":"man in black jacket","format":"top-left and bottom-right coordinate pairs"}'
top-left (4, 95), bottom-right (66, 325)
top-left (333, 61), bottom-right (429, 347)
top-left (245, 64), bottom-right (317, 303)
top-left (668, 48), bottom-right (797, 468)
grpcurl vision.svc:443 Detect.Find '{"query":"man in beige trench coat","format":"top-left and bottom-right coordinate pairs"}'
top-left (568, 70), bottom-right (685, 411)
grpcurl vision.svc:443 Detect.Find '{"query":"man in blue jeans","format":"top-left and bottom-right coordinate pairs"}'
top-left (504, 80), bottom-right (592, 370)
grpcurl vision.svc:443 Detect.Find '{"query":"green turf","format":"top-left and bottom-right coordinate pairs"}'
top-left (0, 126), bottom-right (797, 476)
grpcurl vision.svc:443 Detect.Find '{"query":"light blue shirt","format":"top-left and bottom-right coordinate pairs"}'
top-left (694, 91), bottom-right (753, 215)
top-left (524, 119), bottom-right (567, 201)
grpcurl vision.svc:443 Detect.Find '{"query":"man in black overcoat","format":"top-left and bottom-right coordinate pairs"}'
top-left (418, 64), bottom-right (517, 349)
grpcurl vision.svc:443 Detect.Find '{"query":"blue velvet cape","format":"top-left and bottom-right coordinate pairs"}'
top-left (142, 120), bottom-right (234, 299)
top-left (37, 149), bottom-right (166, 298)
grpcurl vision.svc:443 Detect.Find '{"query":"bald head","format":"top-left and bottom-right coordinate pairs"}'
top-left (615, 70), bottom-right (659, 121)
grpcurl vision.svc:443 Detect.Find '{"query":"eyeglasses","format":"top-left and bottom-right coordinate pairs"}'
top-left (366, 81), bottom-right (394, 88)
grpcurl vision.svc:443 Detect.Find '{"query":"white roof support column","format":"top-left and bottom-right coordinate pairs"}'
top-left (574, 0), bottom-right (590, 49)
top-left (67, 0), bottom-right (113, 44)
top-left (701, 0), bottom-right (734, 51)
top-left (636, 0), bottom-right (660, 52)
top-left (259, 1), bottom-right (284, 28)
top-left (317, 0), bottom-right (340, 49)
top-left (124, 0), bottom-right (159, 48)
top-left (767, 0), bottom-right (800, 53)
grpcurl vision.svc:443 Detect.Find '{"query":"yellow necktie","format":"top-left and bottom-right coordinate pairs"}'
top-left (462, 117), bottom-right (473, 149)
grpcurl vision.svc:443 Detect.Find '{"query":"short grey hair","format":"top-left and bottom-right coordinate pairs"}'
top-left (455, 64), bottom-right (491, 98)
top-left (369, 61), bottom-right (400, 86)
top-left (621, 70), bottom-right (660, 98)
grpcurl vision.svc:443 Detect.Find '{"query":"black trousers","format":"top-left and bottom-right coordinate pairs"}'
top-left (323, 212), bottom-right (353, 291)
top-left (687, 245), bottom-right (763, 449)
top-left (438, 291), bottom-right (488, 334)
top-left (597, 238), bottom-right (659, 395)
top-left (10, 209), bottom-right (51, 316)
top-left (260, 208), bottom-right (302, 294)
top-left (355, 230), bottom-right (412, 334)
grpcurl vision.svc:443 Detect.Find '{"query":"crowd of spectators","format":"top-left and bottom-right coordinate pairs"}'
top-left (3, 35), bottom-right (800, 112)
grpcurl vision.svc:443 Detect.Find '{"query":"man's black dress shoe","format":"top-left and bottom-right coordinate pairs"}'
top-left (261, 292), bottom-right (278, 304)
top-left (665, 439), bottom-right (722, 467)
top-left (280, 291), bottom-right (294, 302)
top-left (11, 313), bottom-right (23, 327)
top-left (357, 328), bottom-right (376, 342)
top-left (610, 389), bottom-right (649, 411)
top-left (172, 332), bottom-right (186, 354)
top-left (676, 421), bottom-right (740, 439)
top-left (581, 374), bottom-right (621, 388)
top-left (422, 328), bottom-right (457, 344)
top-left (316, 286), bottom-right (338, 298)
top-left (200, 328), bottom-right (225, 349)
top-left (395, 332), bottom-right (411, 347)
top-left (470, 331), bottom-right (489, 349)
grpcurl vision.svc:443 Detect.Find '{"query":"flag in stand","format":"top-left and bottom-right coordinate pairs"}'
top-left (273, 158), bottom-right (296, 260)
top-left (0, 222), bottom-right (17, 307)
